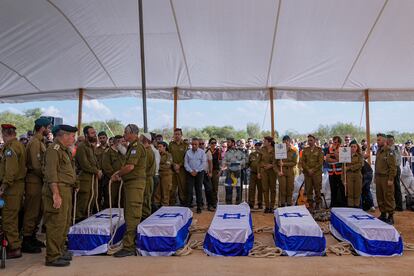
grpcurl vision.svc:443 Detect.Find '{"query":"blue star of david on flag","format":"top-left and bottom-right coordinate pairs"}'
top-left (217, 213), bottom-right (246, 219)
top-left (280, 212), bottom-right (307, 218)
top-left (156, 213), bottom-right (183, 218)
top-left (349, 214), bottom-right (375, 220)
top-left (95, 214), bottom-right (118, 219)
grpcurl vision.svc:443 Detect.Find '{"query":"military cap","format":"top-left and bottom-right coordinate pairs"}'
top-left (51, 125), bottom-right (60, 136)
top-left (98, 131), bottom-right (107, 137)
top-left (34, 117), bottom-right (51, 127)
top-left (282, 135), bottom-right (291, 141)
top-left (53, 125), bottom-right (78, 136)
top-left (1, 124), bottom-right (16, 130)
top-left (158, 141), bottom-right (168, 148)
top-left (386, 134), bottom-right (394, 139)
top-left (376, 133), bottom-right (386, 138)
top-left (349, 139), bottom-right (358, 146)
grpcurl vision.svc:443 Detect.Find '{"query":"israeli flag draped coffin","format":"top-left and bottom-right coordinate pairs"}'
top-left (68, 208), bottom-right (125, 256)
top-left (274, 205), bottom-right (326, 256)
top-left (136, 206), bottom-right (193, 256)
top-left (203, 203), bottom-right (254, 256)
top-left (330, 208), bottom-right (403, 257)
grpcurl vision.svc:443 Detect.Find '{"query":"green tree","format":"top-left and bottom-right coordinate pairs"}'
top-left (246, 123), bottom-right (261, 139)
top-left (0, 111), bottom-right (33, 136)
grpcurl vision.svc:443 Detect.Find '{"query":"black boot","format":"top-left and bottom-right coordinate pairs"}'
top-left (31, 234), bottom-right (45, 248)
top-left (22, 236), bottom-right (41, 254)
top-left (378, 212), bottom-right (387, 222)
top-left (387, 214), bottom-right (394, 225)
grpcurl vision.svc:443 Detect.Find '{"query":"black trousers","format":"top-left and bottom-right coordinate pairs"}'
top-left (394, 166), bottom-right (403, 210)
top-left (202, 172), bottom-right (214, 207)
top-left (361, 172), bottom-right (374, 211)
top-left (329, 174), bottom-right (347, 207)
top-left (186, 172), bottom-right (204, 208)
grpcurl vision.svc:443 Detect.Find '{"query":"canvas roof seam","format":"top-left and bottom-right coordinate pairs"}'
top-left (265, 0), bottom-right (282, 87)
top-left (169, 0), bottom-right (192, 87)
top-left (46, 0), bottom-right (118, 88)
top-left (341, 0), bottom-right (389, 89)
top-left (0, 61), bottom-right (41, 92)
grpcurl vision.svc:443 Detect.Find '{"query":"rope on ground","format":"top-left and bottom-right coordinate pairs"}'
top-left (253, 226), bottom-right (274, 234)
top-left (318, 221), bottom-right (330, 235)
top-left (248, 241), bottom-right (283, 258)
top-left (328, 242), bottom-right (353, 256)
top-left (174, 240), bottom-right (204, 256)
top-left (404, 242), bottom-right (414, 251)
top-left (72, 189), bottom-right (78, 225)
top-left (107, 179), bottom-right (124, 255)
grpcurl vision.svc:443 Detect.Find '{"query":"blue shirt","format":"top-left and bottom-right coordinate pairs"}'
top-left (184, 148), bottom-right (206, 173)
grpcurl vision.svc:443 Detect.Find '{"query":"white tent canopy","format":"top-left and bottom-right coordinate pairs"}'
top-left (1, 0), bottom-right (414, 102)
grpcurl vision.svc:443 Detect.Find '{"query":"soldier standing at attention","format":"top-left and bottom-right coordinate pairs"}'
top-left (257, 136), bottom-right (276, 213)
top-left (248, 142), bottom-right (262, 209)
top-left (43, 125), bottom-right (78, 267)
top-left (375, 133), bottom-right (397, 225)
top-left (0, 124), bottom-right (27, 259)
top-left (111, 124), bottom-right (146, 257)
top-left (141, 133), bottom-right (156, 220)
top-left (22, 117), bottom-right (51, 253)
top-left (300, 134), bottom-right (324, 212)
top-left (75, 126), bottom-right (102, 221)
top-left (169, 128), bottom-right (188, 206)
top-left (155, 142), bottom-right (173, 208)
top-left (95, 131), bottom-right (109, 209)
top-left (101, 135), bottom-right (126, 208)
top-left (343, 140), bottom-right (363, 208)
top-left (274, 135), bottom-right (298, 207)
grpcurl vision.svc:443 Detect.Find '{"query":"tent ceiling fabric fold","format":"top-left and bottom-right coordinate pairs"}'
top-left (1, 0), bottom-right (414, 102)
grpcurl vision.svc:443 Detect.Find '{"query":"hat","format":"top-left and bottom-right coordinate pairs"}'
top-left (282, 135), bottom-right (291, 141)
top-left (1, 124), bottom-right (16, 130)
top-left (377, 133), bottom-right (386, 138)
top-left (141, 133), bottom-right (151, 141)
top-left (51, 125), bottom-right (60, 136)
top-left (34, 117), bottom-right (51, 127)
top-left (53, 125), bottom-right (78, 136)
top-left (349, 139), bottom-right (358, 146)
top-left (98, 131), bottom-right (107, 137)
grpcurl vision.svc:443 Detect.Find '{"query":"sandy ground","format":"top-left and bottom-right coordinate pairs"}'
top-left (3, 208), bottom-right (414, 276)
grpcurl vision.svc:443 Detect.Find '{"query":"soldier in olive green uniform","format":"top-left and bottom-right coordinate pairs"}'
top-left (43, 125), bottom-right (77, 267)
top-left (0, 124), bottom-right (27, 259)
top-left (111, 124), bottom-right (146, 257)
top-left (155, 142), bottom-right (173, 207)
top-left (95, 131), bottom-right (109, 209)
top-left (75, 126), bottom-right (102, 221)
top-left (248, 142), bottom-right (263, 209)
top-left (274, 136), bottom-right (298, 207)
top-left (300, 135), bottom-right (324, 211)
top-left (141, 133), bottom-right (156, 220)
top-left (343, 140), bottom-right (364, 208)
top-left (101, 135), bottom-right (126, 208)
top-left (95, 131), bottom-right (109, 167)
top-left (375, 133), bottom-right (397, 224)
top-left (169, 128), bottom-right (188, 205)
top-left (22, 117), bottom-right (51, 253)
top-left (257, 137), bottom-right (276, 213)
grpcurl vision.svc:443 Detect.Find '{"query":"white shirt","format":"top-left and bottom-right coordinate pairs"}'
top-left (151, 144), bottom-right (160, 175)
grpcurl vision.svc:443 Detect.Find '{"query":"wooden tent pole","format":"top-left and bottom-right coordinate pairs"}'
top-left (77, 88), bottom-right (84, 136)
top-left (269, 87), bottom-right (275, 139)
top-left (365, 89), bottom-right (371, 164)
top-left (173, 87), bottom-right (178, 130)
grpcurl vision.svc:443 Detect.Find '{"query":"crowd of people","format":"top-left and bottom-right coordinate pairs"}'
top-left (0, 118), bottom-right (410, 267)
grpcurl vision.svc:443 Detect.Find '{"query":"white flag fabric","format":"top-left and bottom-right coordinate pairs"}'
top-left (136, 206), bottom-right (193, 256)
top-left (203, 203), bottom-right (253, 256)
top-left (330, 208), bottom-right (403, 257)
top-left (68, 208), bottom-right (125, 256)
top-left (274, 206), bottom-right (326, 256)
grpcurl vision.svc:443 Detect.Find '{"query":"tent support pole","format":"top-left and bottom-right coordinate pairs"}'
top-left (269, 87), bottom-right (275, 139)
top-left (173, 87), bottom-right (178, 130)
top-left (138, 0), bottom-right (148, 132)
top-left (365, 89), bottom-right (371, 164)
top-left (77, 88), bottom-right (84, 136)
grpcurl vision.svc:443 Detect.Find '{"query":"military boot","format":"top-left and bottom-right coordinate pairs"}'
top-left (378, 212), bottom-right (387, 222)
top-left (22, 236), bottom-right (41, 254)
top-left (387, 214), bottom-right (394, 225)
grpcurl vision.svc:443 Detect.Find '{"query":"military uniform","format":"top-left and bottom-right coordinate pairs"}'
top-left (169, 140), bottom-right (188, 205)
top-left (75, 140), bottom-right (99, 220)
top-left (375, 146), bottom-right (397, 216)
top-left (155, 151), bottom-right (173, 206)
top-left (101, 147), bottom-right (125, 207)
top-left (0, 138), bottom-right (27, 250)
top-left (274, 146), bottom-right (298, 206)
top-left (43, 140), bottom-right (76, 263)
top-left (121, 139), bottom-right (146, 251)
top-left (258, 147), bottom-right (276, 210)
top-left (142, 146), bottom-right (156, 219)
top-left (300, 146), bottom-right (324, 207)
top-left (248, 150), bottom-right (262, 208)
top-left (95, 143), bottom-right (108, 168)
top-left (344, 152), bottom-right (363, 207)
top-left (95, 143), bottom-right (109, 209)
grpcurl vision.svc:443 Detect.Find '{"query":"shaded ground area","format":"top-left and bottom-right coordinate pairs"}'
top-left (4, 209), bottom-right (414, 276)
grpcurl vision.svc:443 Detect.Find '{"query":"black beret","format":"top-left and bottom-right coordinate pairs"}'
top-left (282, 135), bottom-right (291, 141)
top-left (56, 125), bottom-right (78, 135)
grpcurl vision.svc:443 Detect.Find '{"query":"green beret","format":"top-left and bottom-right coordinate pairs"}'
top-left (349, 139), bottom-right (358, 146)
top-left (51, 125), bottom-right (60, 136)
top-left (34, 117), bottom-right (51, 127)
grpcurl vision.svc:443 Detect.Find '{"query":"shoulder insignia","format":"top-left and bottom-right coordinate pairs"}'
top-left (53, 144), bottom-right (60, 151)
top-left (131, 149), bottom-right (137, 155)
top-left (4, 149), bottom-right (12, 157)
